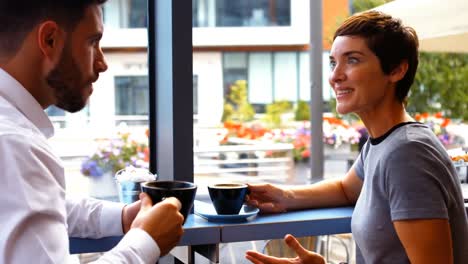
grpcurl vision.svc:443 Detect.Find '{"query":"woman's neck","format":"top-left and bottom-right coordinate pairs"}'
top-left (359, 103), bottom-right (413, 139)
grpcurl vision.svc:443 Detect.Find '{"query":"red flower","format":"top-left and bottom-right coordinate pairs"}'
top-left (441, 118), bottom-right (451, 127)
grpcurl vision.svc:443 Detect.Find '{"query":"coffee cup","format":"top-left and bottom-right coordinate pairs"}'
top-left (208, 183), bottom-right (249, 215)
top-left (141, 180), bottom-right (197, 222)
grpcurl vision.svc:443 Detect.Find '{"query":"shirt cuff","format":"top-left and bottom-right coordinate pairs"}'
top-left (116, 228), bottom-right (161, 263)
top-left (100, 200), bottom-right (126, 236)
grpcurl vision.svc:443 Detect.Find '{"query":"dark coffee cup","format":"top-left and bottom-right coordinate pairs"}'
top-left (141, 181), bottom-right (197, 222)
top-left (208, 183), bottom-right (248, 215)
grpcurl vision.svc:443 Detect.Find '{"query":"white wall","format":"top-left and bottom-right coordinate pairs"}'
top-left (89, 52), bottom-right (148, 133)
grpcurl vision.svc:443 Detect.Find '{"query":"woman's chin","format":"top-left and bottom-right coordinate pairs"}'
top-left (336, 104), bottom-right (352, 115)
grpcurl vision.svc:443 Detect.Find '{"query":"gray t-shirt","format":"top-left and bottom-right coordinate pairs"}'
top-left (352, 122), bottom-right (468, 264)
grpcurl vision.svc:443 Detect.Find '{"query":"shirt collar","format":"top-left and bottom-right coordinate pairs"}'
top-left (0, 68), bottom-right (54, 138)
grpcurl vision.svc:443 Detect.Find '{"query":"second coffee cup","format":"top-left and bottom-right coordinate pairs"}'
top-left (208, 183), bottom-right (248, 215)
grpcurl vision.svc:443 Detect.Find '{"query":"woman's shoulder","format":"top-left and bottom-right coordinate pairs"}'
top-left (375, 124), bottom-right (445, 162)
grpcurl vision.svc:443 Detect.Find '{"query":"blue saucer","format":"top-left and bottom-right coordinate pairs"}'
top-left (194, 200), bottom-right (259, 223)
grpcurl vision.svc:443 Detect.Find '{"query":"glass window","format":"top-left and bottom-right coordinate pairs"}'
top-left (273, 52), bottom-right (298, 102)
top-left (45, 105), bottom-right (66, 129)
top-left (103, 0), bottom-right (147, 28)
top-left (222, 52), bottom-right (248, 98)
top-left (115, 76), bottom-right (149, 116)
top-left (248, 52), bottom-right (273, 104)
top-left (45, 105), bottom-right (65, 116)
top-left (193, 0), bottom-right (291, 27)
top-left (299, 52), bottom-right (311, 102)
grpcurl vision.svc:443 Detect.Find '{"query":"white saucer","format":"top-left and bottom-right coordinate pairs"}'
top-left (194, 200), bottom-right (259, 223)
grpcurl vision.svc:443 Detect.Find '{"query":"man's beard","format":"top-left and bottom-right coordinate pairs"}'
top-left (46, 45), bottom-right (90, 113)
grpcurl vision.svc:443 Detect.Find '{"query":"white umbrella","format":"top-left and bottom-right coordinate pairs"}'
top-left (374, 0), bottom-right (468, 53)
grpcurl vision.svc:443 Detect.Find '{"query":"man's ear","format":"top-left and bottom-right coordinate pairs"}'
top-left (37, 21), bottom-right (64, 61)
top-left (389, 60), bottom-right (409, 83)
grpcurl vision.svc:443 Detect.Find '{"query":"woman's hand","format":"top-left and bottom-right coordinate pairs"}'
top-left (245, 234), bottom-right (326, 264)
top-left (246, 183), bottom-right (293, 213)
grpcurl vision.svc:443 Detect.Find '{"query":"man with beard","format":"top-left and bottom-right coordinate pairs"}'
top-left (0, 1), bottom-right (184, 263)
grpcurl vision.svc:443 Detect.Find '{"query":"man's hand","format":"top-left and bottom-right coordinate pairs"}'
top-left (121, 200), bottom-right (141, 233)
top-left (246, 183), bottom-right (293, 213)
top-left (245, 234), bottom-right (325, 264)
top-left (131, 192), bottom-right (184, 256)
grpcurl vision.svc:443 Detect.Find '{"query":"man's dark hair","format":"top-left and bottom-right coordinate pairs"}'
top-left (0, 0), bottom-right (107, 57)
top-left (334, 11), bottom-right (419, 103)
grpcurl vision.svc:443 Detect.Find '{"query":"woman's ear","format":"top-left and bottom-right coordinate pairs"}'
top-left (37, 21), bottom-right (64, 61)
top-left (389, 60), bottom-right (409, 83)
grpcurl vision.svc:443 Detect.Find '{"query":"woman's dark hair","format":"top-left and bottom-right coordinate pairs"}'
top-left (334, 10), bottom-right (419, 103)
top-left (0, 0), bottom-right (107, 57)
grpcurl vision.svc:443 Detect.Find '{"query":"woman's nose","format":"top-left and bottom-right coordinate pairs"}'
top-left (329, 64), bottom-right (346, 84)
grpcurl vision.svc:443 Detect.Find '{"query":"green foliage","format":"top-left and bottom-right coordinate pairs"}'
top-left (352, 0), bottom-right (390, 13)
top-left (221, 80), bottom-right (256, 122)
top-left (263, 100), bottom-right (293, 128)
top-left (408, 52), bottom-right (468, 121)
top-left (221, 102), bottom-right (234, 122)
top-left (294, 100), bottom-right (310, 121)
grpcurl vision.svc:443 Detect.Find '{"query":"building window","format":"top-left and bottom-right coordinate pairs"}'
top-left (115, 76), bottom-right (149, 115)
top-left (248, 52), bottom-right (273, 104)
top-left (103, 0), bottom-right (147, 28)
top-left (221, 51), bottom-right (334, 113)
top-left (193, 0), bottom-right (291, 27)
top-left (45, 105), bottom-right (65, 117)
top-left (222, 52), bottom-right (248, 99)
top-left (273, 52), bottom-right (298, 102)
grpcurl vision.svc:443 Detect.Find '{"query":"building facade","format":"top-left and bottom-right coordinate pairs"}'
top-left (47, 0), bottom-right (350, 130)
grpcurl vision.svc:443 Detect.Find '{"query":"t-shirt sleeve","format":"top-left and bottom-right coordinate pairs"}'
top-left (384, 141), bottom-right (450, 221)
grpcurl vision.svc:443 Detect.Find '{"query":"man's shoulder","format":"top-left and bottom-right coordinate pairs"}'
top-left (0, 99), bottom-right (38, 138)
top-left (0, 116), bottom-right (35, 139)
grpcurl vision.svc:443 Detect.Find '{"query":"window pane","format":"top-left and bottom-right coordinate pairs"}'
top-left (248, 52), bottom-right (273, 105)
top-left (193, 0), bottom-right (291, 27)
top-left (222, 52), bottom-right (248, 98)
top-left (299, 52), bottom-right (334, 102)
top-left (103, 0), bottom-right (147, 28)
top-left (115, 76), bottom-right (149, 116)
top-left (273, 52), bottom-right (297, 101)
top-left (299, 52), bottom-right (310, 101)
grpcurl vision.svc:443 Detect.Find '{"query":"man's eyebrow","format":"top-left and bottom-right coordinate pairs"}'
top-left (89, 32), bottom-right (103, 40)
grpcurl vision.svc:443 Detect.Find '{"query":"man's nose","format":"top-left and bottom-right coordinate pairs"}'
top-left (95, 48), bottom-right (108, 73)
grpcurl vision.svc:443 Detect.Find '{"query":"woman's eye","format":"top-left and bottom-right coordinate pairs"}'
top-left (329, 61), bottom-right (336, 70)
top-left (348, 57), bottom-right (359, 64)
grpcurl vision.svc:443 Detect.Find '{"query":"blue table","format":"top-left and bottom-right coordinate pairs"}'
top-left (70, 204), bottom-right (354, 263)
top-left (220, 206), bottom-right (353, 243)
top-left (69, 213), bottom-right (221, 253)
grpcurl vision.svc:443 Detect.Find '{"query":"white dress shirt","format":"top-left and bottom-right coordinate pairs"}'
top-left (0, 68), bottom-right (160, 263)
